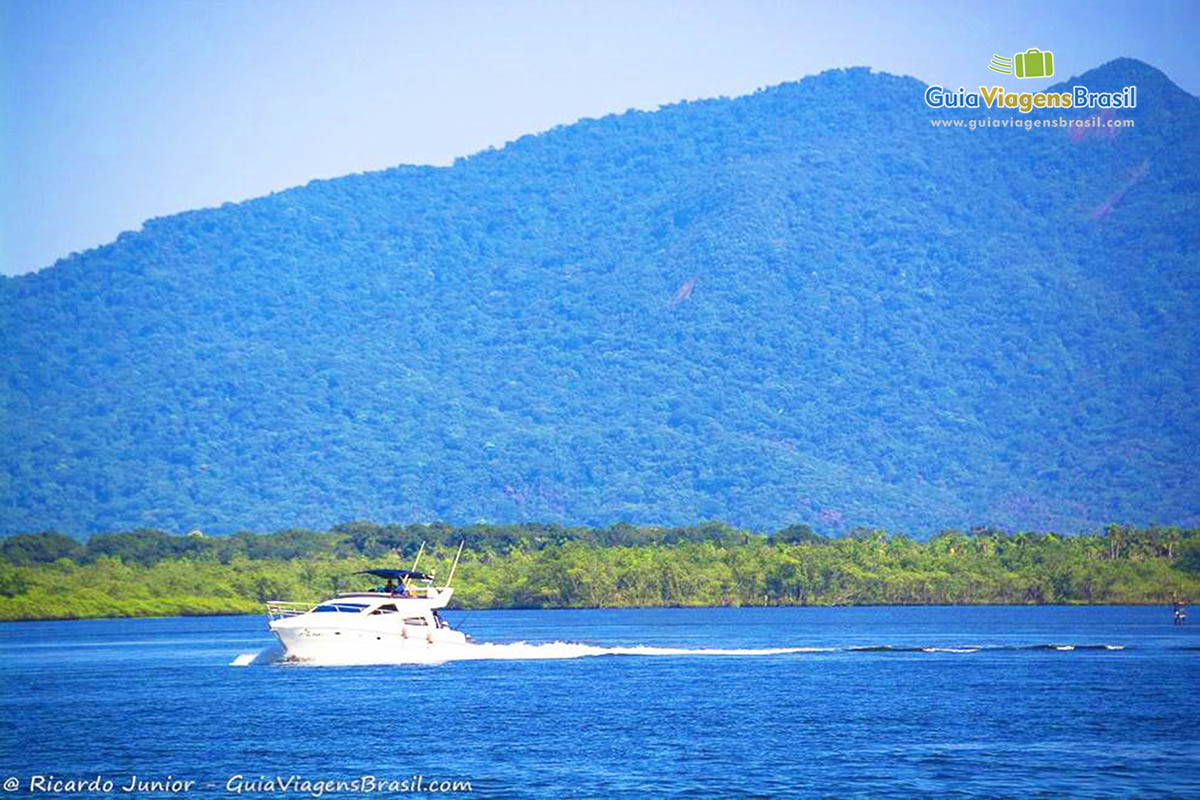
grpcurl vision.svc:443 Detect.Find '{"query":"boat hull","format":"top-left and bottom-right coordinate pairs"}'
top-left (269, 616), bottom-right (467, 662)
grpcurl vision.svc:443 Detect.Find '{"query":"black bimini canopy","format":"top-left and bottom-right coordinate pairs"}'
top-left (356, 568), bottom-right (434, 582)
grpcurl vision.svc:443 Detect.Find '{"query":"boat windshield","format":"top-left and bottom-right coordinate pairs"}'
top-left (313, 602), bottom-right (368, 613)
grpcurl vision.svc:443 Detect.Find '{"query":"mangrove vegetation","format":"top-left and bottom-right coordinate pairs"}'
top-left (1, 522), bottom-right (1197, 621)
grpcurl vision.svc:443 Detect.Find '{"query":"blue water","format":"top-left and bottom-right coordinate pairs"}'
top-left (2, 606), bottom-right (1198, 798)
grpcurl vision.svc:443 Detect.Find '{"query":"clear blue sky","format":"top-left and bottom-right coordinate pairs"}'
top-left (3, 0), bottom-right (1198, 276)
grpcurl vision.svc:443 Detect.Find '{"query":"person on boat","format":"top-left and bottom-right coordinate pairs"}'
top-left (384, 578), bottom-right (396, 594)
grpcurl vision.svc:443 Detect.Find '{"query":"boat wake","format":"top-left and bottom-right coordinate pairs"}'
top-left (229, 641), bottom-right (830, 666)
top-left (229, 640), bottom-right (1125, 666)
top-left (848, 643), bottom-right (1124, 653)
top-left (450, 642), bottom-right (833, 661)
top-left (230, 642), bottom-right (285, 666)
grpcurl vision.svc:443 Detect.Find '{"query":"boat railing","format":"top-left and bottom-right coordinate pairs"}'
top-left (265, 601), bottom-right (315, 621)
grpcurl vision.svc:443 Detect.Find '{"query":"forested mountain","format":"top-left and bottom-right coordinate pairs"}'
top-left (2, 58), bottom-right (1198, 536)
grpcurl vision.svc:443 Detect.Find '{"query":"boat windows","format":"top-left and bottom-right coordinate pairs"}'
top-left (313, 603), bottom-right (368, 613)
top-left (370, 604), bottom-right (399, 615)
top-left (403, 617), bottom-right (428, 626)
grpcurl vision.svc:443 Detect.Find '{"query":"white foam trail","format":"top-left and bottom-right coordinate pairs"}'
top-left (922, 647), bottom-right (980, 654)
top-left (454, 642), bottom-right (833, 660)
top-left (1054, 645), bottom-right (1076, 651)
top-left (1104, 645), bottom-right (1125, 650)
top-left (239, 641), bottom-right (832, 667)
top-left (229, 643), bottom-right (285, 666)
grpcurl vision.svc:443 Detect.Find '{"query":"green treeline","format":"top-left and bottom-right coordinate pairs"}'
top-left (1, 522), bottom-right (1197, 621)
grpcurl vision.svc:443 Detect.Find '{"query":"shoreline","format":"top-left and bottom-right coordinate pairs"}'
top-left (0, 599), bottom-right (1184, 624)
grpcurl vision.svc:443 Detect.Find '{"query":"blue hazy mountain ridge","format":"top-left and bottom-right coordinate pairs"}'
top-left (2, 58), bottom-right (1197, 536)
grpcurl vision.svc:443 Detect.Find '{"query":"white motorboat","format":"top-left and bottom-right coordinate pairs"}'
top-left (266, 545), bottom-right (469, 661)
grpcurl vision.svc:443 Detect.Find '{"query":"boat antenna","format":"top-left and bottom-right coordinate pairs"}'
top-left (443, 540), bottom-right (465, 589)
top-left (410, 541), bottom-right (426, 573)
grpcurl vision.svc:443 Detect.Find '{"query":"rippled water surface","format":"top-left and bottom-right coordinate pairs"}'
top-left (2, 606), bottom-right (1197, 797)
